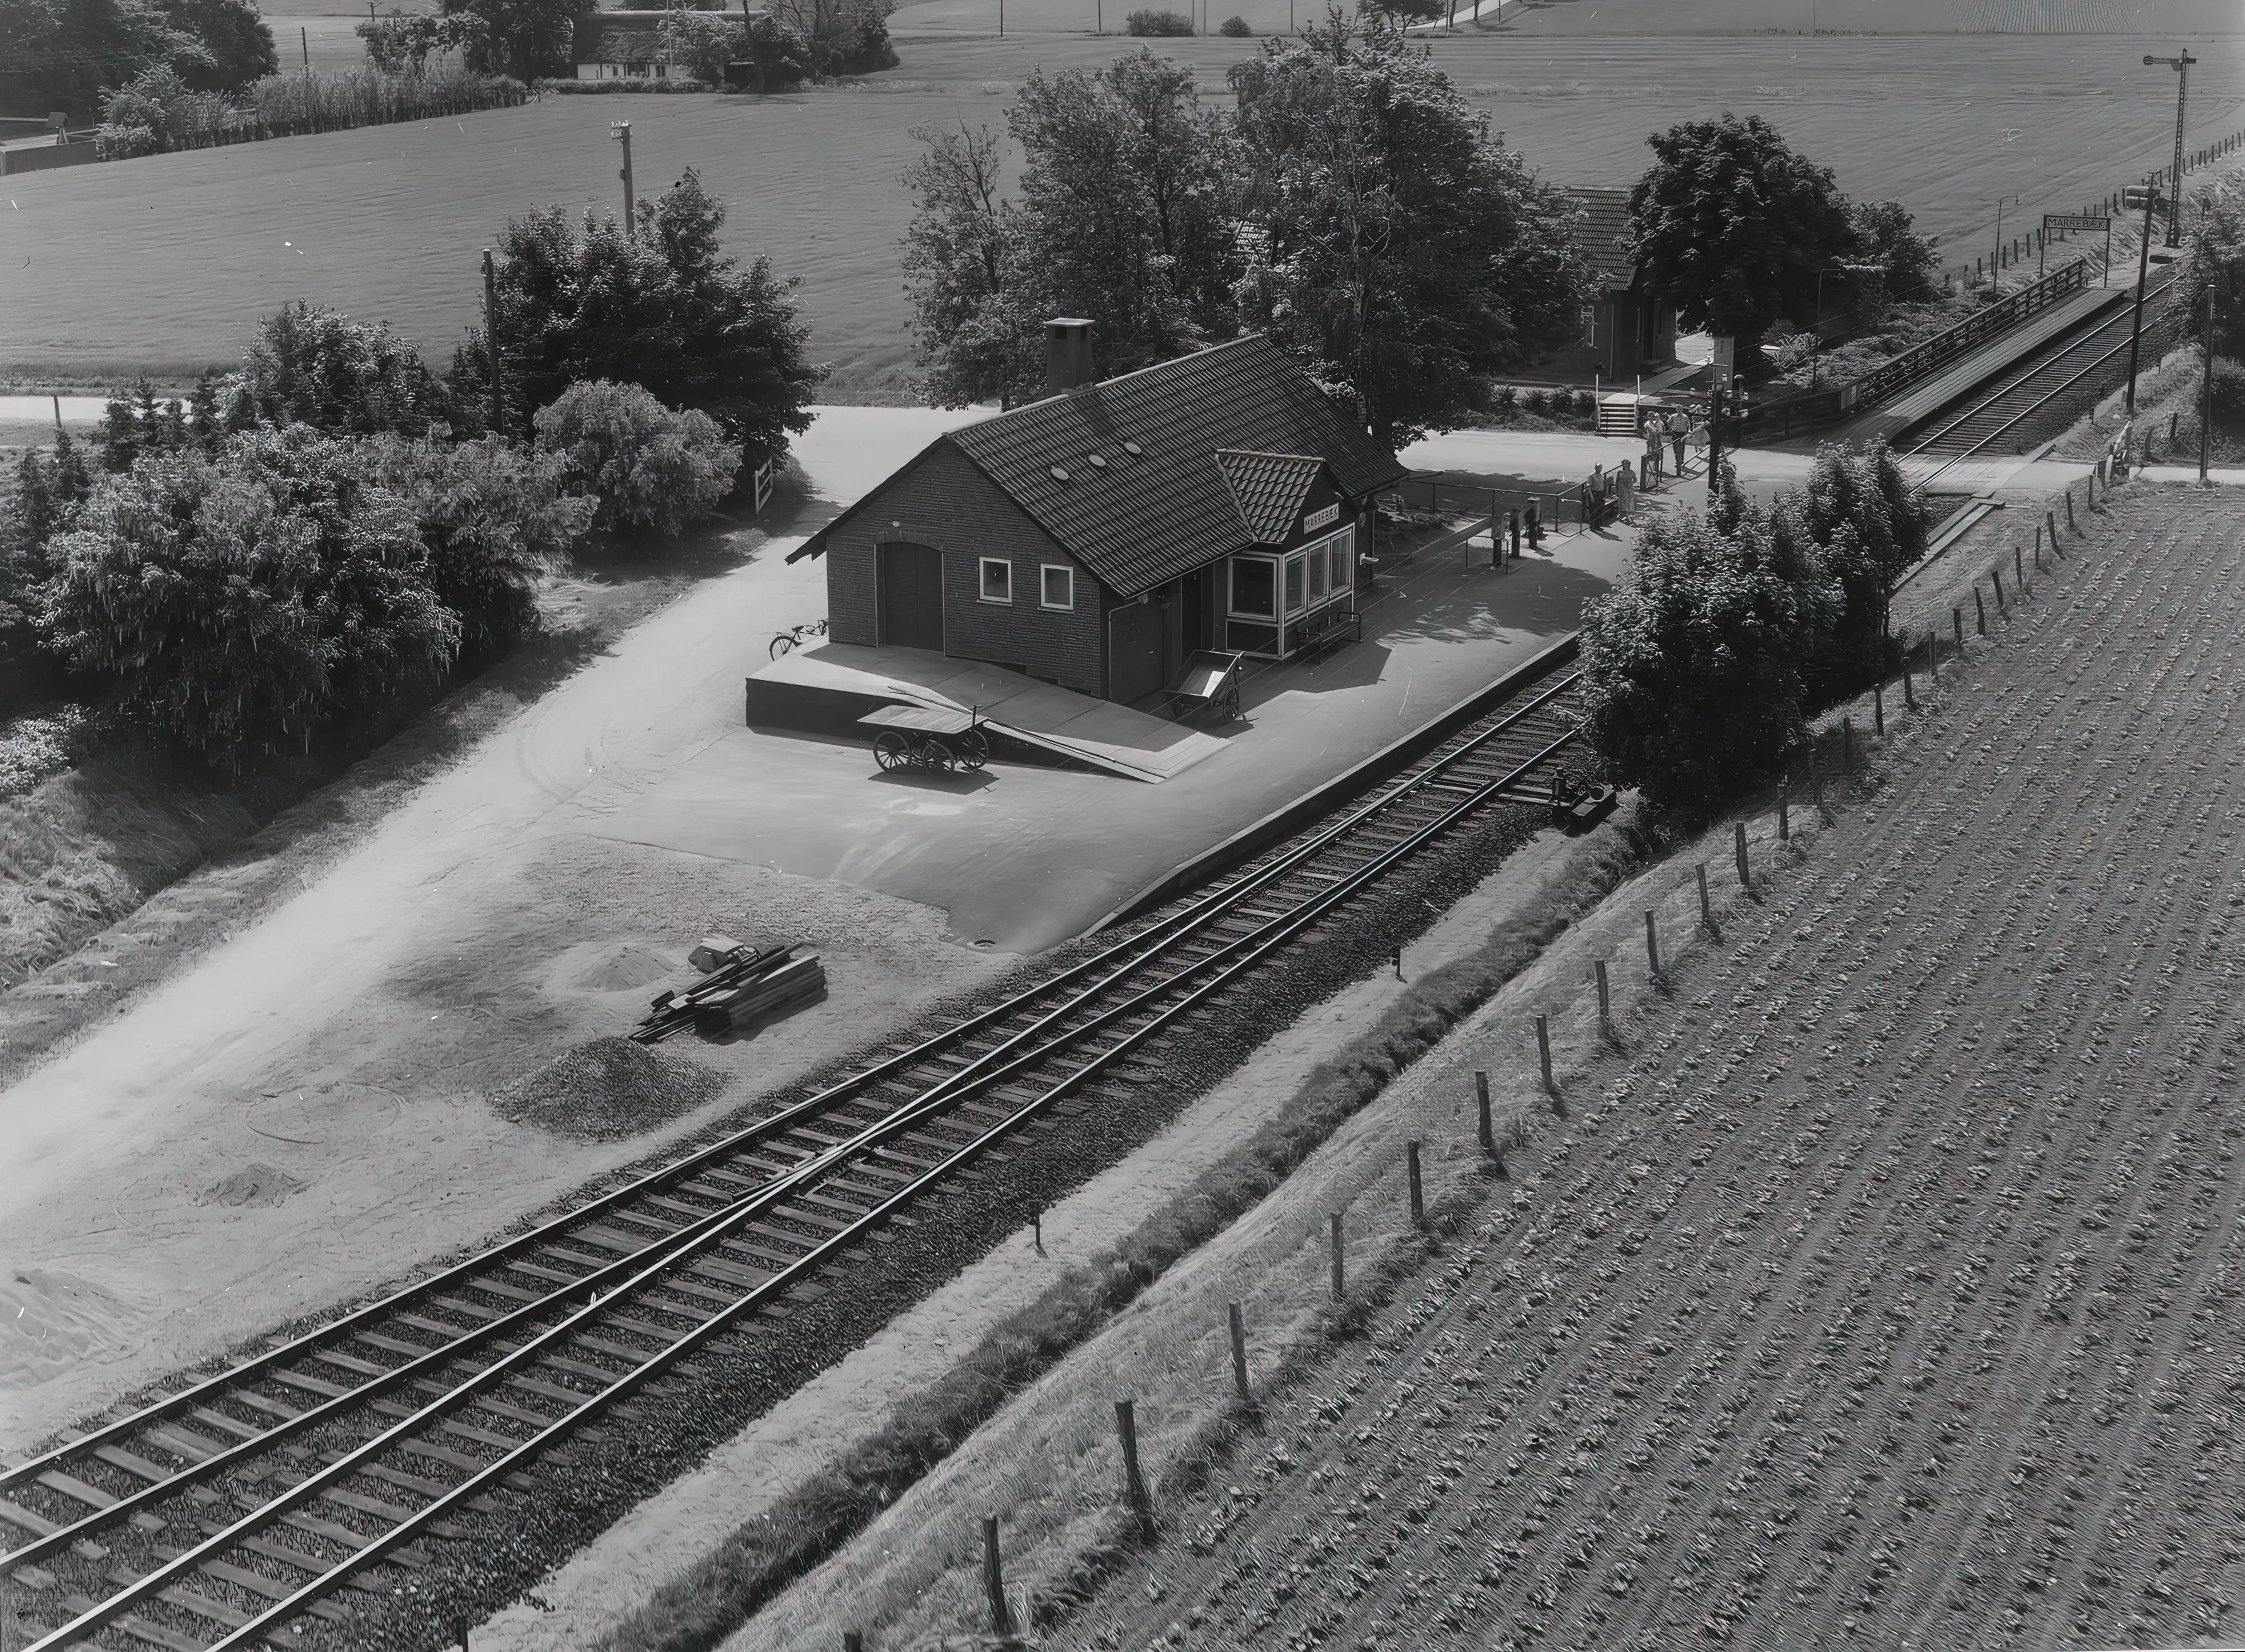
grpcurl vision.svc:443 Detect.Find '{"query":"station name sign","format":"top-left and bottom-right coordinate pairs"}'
top-left (2043, 213), bottom-right (2112, 232)
top-left (1303, 502), bottom-right (1341, 532)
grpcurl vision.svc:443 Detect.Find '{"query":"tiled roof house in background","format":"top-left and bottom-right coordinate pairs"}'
top-left (789, 324), bottom-right (1406, 704)
top-left (1547, 186), bottom-right (1679, 383)
top-left (572, 11), bottom-right (682, 78)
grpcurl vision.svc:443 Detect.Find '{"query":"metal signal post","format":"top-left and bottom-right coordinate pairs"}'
top-left (2146, 50), bottom-right (2197, 248)
top-left (1704, 381), bottom-right (1752, 506)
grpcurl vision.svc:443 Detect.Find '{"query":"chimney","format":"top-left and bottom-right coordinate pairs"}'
top-left (1044, 318), bottom-right (1096, 397)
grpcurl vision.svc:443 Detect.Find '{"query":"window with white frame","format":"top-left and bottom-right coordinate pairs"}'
top-left (1308, 544), bottom-right (1328, 601)
top-left (1284, 553), bottom-right (1305, 613)
top-left (1040, 565), bottom-right (1073, 610)
top-left (979, 557), bottom-right (1012, 603)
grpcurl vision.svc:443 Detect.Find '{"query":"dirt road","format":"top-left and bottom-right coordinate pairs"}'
top-left (1061, 482), bottom-right (2245, 1652)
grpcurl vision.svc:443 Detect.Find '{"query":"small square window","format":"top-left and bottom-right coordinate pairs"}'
top-left (980, 558), bottom-right (1012, 603)
top-left (1040, 565), bottom-right (1073, 610)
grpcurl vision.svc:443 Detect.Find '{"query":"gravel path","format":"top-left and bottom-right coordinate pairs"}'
top-left (1061, 481), bottom-right (2245, 1652)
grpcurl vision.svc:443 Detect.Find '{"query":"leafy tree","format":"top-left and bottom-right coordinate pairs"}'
top-left (0, 431), bottom-right (95, 645)
top-left (1217, 13), bottom-right (1250, 33)
top-left (358, 433), bottom-right (595, 652)
top-left (901, 120), bottom-right (1034, 407)
top-left (223, 301), bottom-right (450, 438)
top-left (1007, 52), bottom-right (1239, 377)
top-left (1847, 199), bottom-right (1938, 306)
top-left (436, 0), bottom-right (570, 81)
top-left (1789, 440), bottom-right (1926, 704)
top-left (2180, 190), bottom-right (2245, 364)
top-left (1124, 8), bottom-right (1191, 33)
top-left (355, 8), bottom-right (485, 74)
top-left (43, 427), bottom-right (457, 764)
top-left (155, 0), bottom-right (271, 89)
top-left (771, 0), bottom-right (894, 74)
top-left (532, 381), bottom-right (740, 538)
top-left (97, 376), bottom-right (207, 470)
top-left (1229, 9), bottom-right (1583, 448)
top-left (655, 8), bottom-right (741, 82)
top-left (1626, 111), bottom-right (1857, 363)
top-left (452, 169), bottom-right (821, 471)
top-left (1580, 500), bottom-right (1834, 827)
top-left (0, 0), bottom-right (205, 122)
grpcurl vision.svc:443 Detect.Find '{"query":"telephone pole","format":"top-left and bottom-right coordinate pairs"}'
top-left (2126, 175), bottom-right (2158, 412)
top-left (2203, 281), bottom-right (2216, 484)
top-left (482, 248), bottom-right (504, 438)
top-left (2145, 49), bottom-right (2197, 249)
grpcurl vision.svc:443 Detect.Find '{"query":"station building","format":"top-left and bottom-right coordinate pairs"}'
top-left (1549, 186), bottom-right (1678, 383)
top-left (788, 323), bottom-right (1406, 704)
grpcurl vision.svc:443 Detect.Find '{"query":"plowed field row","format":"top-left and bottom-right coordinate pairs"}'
top-left (1063, 484), bottom-right (2245, 1652)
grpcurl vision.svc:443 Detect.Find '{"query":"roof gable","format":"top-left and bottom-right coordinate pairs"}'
top-left (1566, 187), bottom-right (1639, 293)
top-left (943, 336), bottom-right (1403, 596)
top-left (1216, 450), bottom-right (1326, 546)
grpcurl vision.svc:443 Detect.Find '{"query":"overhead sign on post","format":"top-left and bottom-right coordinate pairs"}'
top-left (2043, 214), bottom-right (2110, 232)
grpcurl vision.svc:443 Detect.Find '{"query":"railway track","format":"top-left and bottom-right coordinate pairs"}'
top-left (0, 655), bottom-right (1588, 1652)
top-left (1906, 271), bottom-right (2181, 470)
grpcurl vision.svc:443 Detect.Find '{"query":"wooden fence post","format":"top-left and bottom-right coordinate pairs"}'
top-left (2049, 509), bottom-right (2063, 555)
top-left (1903, 664), bottom-right (1915, 710)
top-left (2017, 543), bottom-right (2028, 596)
top-left (1407, 1140), bottom-right (1425, 1224)
top-left (1474, 1070), bottom-right (1492, 1153)
top-left (1734, 820), bottom-right (1750, 891)
top-left (1778, 784), bottom-right (1790, 840)
top-left (1696, 863), bottom-right (1713, 930)
top-left (1874, 681), bottom-right (1884, 735)
top-left (1954, 606), bottom-right (1965, 648)
top-left (2066, 489), bottom-right (2076, 530)
top-left (1991, 568), bottom-right (2005, 614)
top-left (983, 1516), bottom-right (1011, 1634)
top-left (1329, 1213), bottom-right (1345, 1299)
top-left (1534, 1019), bottom-right (1554, 1097)
top-left (845, 1634), bottom-right (864, 1652)
top-left (1927, 626), bottom-right (1940, 681)
top-left (1644, 910), bottom-right (1661, 979)
top-left (1116, 1397), bottom-right (1153, 1536)
top-left (1228, 1302), bottom-right (1251, 1401)
top-left (1594, 959), bottom-right (1610, 1024)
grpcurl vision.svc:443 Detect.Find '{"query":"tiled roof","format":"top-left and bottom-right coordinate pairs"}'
top-left (573, 11), bottom-right (674, 62)
top-left (943, 336), bottom-right (1404, 596)
top-left (1215, 450), bottom-right (1325, 546)
top-left (1566, 187), bottom-right (1639, 293)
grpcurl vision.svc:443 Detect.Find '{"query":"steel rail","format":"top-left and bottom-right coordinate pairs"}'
top-left (0, 660), bottom-right (1578, 1546)
top-left (3, 667), bottom-right (1579, 1596)
top-left (28, 710), bottom-right (1581, 1652)
top-left (1906, 273), bottom-right (2181, 478)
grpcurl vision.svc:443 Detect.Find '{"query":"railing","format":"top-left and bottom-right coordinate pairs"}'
top-left (1750, 259), bottom-right (2090, 439)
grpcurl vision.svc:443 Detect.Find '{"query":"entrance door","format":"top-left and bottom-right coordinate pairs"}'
top-left (1181, 569), bottom-right (1205, 653)
top-left (1110, 601), bottom-right (1165, 703)
top-left (878, 543), bottom-right (943, 652)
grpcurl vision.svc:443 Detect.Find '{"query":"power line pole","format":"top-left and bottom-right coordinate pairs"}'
top-left (2126, 175), bottom-right (2157, 412)
top-left (2146, 49), bottom-right (2197, 249)
top-left (611, 120), bottom-right (635, 237)
top-left (2203, 280), bottom-right (2215, 484)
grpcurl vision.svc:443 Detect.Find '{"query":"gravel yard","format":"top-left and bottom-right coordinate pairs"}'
top-left (1016, 480), bottom-right (2245, 1652)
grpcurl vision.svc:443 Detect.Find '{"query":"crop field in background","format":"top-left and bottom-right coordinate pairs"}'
top-left (1057, 482), bottom-right (2245, 1652)
top-left (3, 31), bottom-right (2241, 399)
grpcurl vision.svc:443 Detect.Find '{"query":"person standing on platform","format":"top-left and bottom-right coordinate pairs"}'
top-left (1617, 458), bottom-right (1636, 518)
top-left (1525, 499), bottom-right (1542, 550)
top-left (1668, 408), bottom-right (1688, 476)
top-left (1643, 416), bottom-right (1665, 486)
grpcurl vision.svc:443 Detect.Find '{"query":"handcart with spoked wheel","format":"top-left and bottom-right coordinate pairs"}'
top-left (1167, 649), bottom-right (1245, 723)
top-left (860, 703), bottom-right (992, 775)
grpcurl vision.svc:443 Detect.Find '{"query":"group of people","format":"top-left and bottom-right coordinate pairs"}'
top-left (1640, 405), bottom-right (1699, 487)
top-left (1578, 405), bottom-right (1704, 528)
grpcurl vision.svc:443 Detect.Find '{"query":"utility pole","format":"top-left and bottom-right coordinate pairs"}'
top-left (611, 121), bottom-right (636, 236)
top-left (483, 248), bottom-right (504, 438)
top-left (2203, 280), bottom-right (2216, 484)
top-left (1992, 194), bottom-right (2019, 290)
top-left (2126, 175), bottom-right (2157, 412)
top-left (2146, 50), bottom-right (2197, 248)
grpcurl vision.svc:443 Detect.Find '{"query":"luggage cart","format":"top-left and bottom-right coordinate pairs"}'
top-left (1167, 650), bottom-right (1245, 723)
top-left (861, 703), bottom-right (992, 774)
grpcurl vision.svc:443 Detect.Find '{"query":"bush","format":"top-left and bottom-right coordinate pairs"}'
top-left (158, 0), bottom-right (276, 90)
top-left (1217, 12), bottom-right (1250, 32)
top-left (532, 382), bottom-right (740, 538)
top-left (1125, 6), bottom-right (1192, 32)
top-left (355, 9), bottom-right (486, 74)
top-left (94, 61), bottom-right (526, 154)
top-left (2208, 354), bottom-right (2245, 425)
top-left (655, 8), bottom-right (744, 83)
top-left (1580, 494), bottom-right (1834, 827)
top-left (222, 301), bottom-right (450, 438)
top-left (43, 426), bottom-right (457, 764)
top-left (451, 168), bottom-right (820, 469)
top-left (356, 433), bottom-right (595, 652)
top-left (1789, 440), bottom-right (1926, 705)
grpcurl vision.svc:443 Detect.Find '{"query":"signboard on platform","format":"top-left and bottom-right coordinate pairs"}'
top-left (2044, 214), bottom-right (2112, 232)
top-left (1302, 502), bottom-right (1340, 533)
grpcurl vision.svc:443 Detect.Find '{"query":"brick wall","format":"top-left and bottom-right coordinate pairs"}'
top-left (823, 441), bottom-right (1109, 698)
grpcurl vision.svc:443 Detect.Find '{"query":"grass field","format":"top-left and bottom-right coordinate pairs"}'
top-left (3, 30), bottom-right (2241, 399)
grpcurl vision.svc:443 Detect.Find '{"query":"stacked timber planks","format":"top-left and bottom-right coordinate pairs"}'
top-left (632, 937), bottom-right (826, 1043)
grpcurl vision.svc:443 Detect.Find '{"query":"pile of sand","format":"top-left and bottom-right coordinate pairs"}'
top-left (198, 1162), bottom-right (308, 1208)
top-left (491, 1036), bottom-right (726, 1140)
top-left (566, 944), bottom-right (679, 993)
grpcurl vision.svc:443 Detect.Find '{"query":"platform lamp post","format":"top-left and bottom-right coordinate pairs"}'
top-left (611, 120), bottom-right (635, 239)
top-left (2146, 50), bottom-right (2197, 249)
